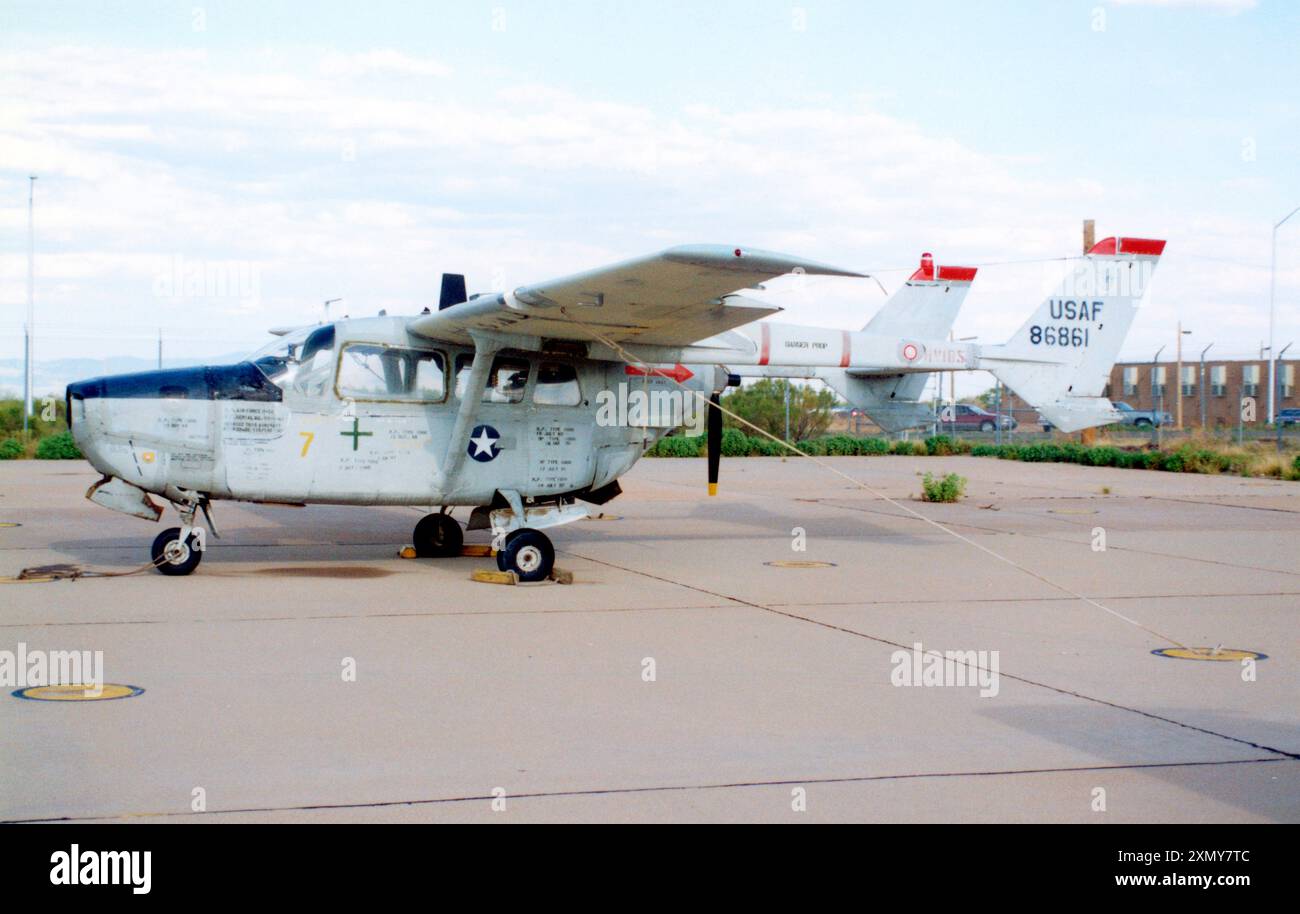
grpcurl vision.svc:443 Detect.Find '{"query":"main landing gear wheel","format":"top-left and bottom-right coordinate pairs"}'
top-left (496, 529), bottom-right (555, 583)
top-left (413, 513), bottom-right (464, 558)
top-left (151, 527), bottom-right (203, 576)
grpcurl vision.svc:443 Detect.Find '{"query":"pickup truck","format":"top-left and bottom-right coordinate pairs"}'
top-left (1041, 400), bottom-right (1171, 431)
top-left (1112, 401), bottom-right (1173, 427)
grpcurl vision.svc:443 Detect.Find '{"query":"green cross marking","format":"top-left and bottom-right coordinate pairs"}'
top-left (340, 417), bottom-right (373, 451)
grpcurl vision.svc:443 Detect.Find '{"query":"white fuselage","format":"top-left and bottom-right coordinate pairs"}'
top-left (69, 317), bottom-right (711, 508)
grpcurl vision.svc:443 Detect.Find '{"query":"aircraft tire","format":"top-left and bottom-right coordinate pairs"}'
top-left (151, 527), bottom-right (204, 576)
top-left (413, 513), bottom-right (464, 558)
top-left (495, 529), bottom-right (554, 583)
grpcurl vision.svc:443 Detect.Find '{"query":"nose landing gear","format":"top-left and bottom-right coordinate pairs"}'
top-left (151, 527), bottom-right (204, 576)
top-left (151, 494), bottom-right (214, 576)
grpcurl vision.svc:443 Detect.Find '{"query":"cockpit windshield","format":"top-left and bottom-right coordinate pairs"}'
top-left (247, 325), bottom-right (336, 396)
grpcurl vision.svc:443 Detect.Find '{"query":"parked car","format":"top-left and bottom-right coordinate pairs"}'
top-left (1112, 401), bottom-right (1173, 428)
top-left (939, 403), bottom-right (1018, 432)
top-left (1277, 408), bottom-right (1300, 427)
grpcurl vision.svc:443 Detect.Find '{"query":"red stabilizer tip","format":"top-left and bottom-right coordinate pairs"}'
top-left (1087, 237), bottom-right (1166, 257)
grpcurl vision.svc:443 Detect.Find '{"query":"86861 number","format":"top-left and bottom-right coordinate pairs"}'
top-left (1029, 325), bottom-right (1090, 347)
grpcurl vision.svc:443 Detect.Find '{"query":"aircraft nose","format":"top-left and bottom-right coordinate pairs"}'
top-left (65, 377), bottom-right (103, 409)
top-left (65, 378), bottom-right (101, 434)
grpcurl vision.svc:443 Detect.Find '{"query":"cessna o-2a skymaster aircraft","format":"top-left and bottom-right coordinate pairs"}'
top-left (67, 237), bottom-right (1163, 581)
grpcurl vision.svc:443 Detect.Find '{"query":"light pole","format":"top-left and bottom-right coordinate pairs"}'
top-left (783, 380), bottom-right (791, 442)
top-left (1151, 345), bottom-right (1165, 447)
top-left (1269, 205), bottom-right (1300, 424)
top-left (1199, 342), bottom-right (1213, 431)
top-left (953, 335), bottom-right (977, 439)
top-left (24, 175), bottom-right (36, 433)
top-left (1175, 323), bottom-right (1191, 430)
top-left (324, 298), bottom-right (342, 323)
top-left (1278, 342), bottom-right (1294, 453)
top-left (995, 380), bottom-right (1003, 446)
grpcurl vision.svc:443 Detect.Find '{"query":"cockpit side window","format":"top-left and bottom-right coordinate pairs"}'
top-left (533, 362), bottom-right (581, 406)
top-left (300, 325), bottom-right (335, 363)
top-left (337, 343), bottom-right (447, 402)
top-left (247, 325), bottom-right (335, 393)
top-left (293, 329), bottom-right (337, 398)
top-left (454, 354), bottom-right (530, 403)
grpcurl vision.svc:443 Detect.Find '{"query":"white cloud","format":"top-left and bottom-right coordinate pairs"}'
top-left (318, 49), bottom-right (452, 79)
top-left (0, 42), bottom-right (1291, 376)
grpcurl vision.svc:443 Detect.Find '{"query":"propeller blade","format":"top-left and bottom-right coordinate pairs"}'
top-left (707, 392), bottom-right (722, 496)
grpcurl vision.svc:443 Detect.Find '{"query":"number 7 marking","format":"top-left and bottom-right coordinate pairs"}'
top-left (298, 431), bottom-right (315, 457)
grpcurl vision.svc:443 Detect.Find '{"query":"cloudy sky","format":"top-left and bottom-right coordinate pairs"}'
top-left (1, 0), bottom-right (1297, 393)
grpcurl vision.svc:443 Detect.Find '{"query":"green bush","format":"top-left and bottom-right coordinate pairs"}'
top-left (720, 427), bottom-right (754, 457)
top-left (648, 434), bottom-right (703, 458)
top-left (823, 435), bottom-right (860, 456)
top-left (34, 431), bottom-right (82, 460)
top-left (824, 435), bottom-right (882, 456)
top-left (925, 435), bottom-right (957, 456)
top-left (789, 435), bottom-right (895, 457)
top-left (35, 431), bottom-right (82, 460)
top-left (752, 436), bottom-right (787, 456)
top-left (921, 472), bottom-right (966, 503)
top-left (651, 431), bottom-right (1298, 482)
top-left (0, 438), bottom-right (23, 460)
top-left (1175, 447), bottom-right (1231, 474)
top-left (1015, 443), bottom-right (1055, 462)
top-left (929, 436), bottom-right (974, 455)
top-left (1083, 446), bottom-right (1122, 467)
top-left (960, 437), bottom-right (1297, 480)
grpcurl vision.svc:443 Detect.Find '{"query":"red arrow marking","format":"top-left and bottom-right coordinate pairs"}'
top-left (625, 363), bottom-right (694, 383)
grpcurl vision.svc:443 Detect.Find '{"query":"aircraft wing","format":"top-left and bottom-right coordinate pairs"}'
top-left (407, 244), bottom-right (865, 348)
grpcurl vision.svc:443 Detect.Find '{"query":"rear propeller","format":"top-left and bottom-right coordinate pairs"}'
top-left (707, 392), bottom-right (722, 496)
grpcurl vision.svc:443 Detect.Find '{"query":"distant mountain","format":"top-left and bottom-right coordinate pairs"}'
top-left (0, 353), bottom-right (247, 400)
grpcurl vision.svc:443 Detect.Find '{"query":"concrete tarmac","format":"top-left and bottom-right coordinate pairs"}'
top-left (1, 457), bottom-right (1296, 822)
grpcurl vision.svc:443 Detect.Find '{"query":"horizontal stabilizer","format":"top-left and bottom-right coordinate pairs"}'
top-left (821, 371), bottom-right (934, 433)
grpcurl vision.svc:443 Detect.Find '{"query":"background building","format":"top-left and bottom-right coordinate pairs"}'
top-left (997, 358), bottom-right (1297, 429)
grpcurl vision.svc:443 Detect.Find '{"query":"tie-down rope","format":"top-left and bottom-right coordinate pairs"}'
top-left (561, 306), bottom-right (1191, 650)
